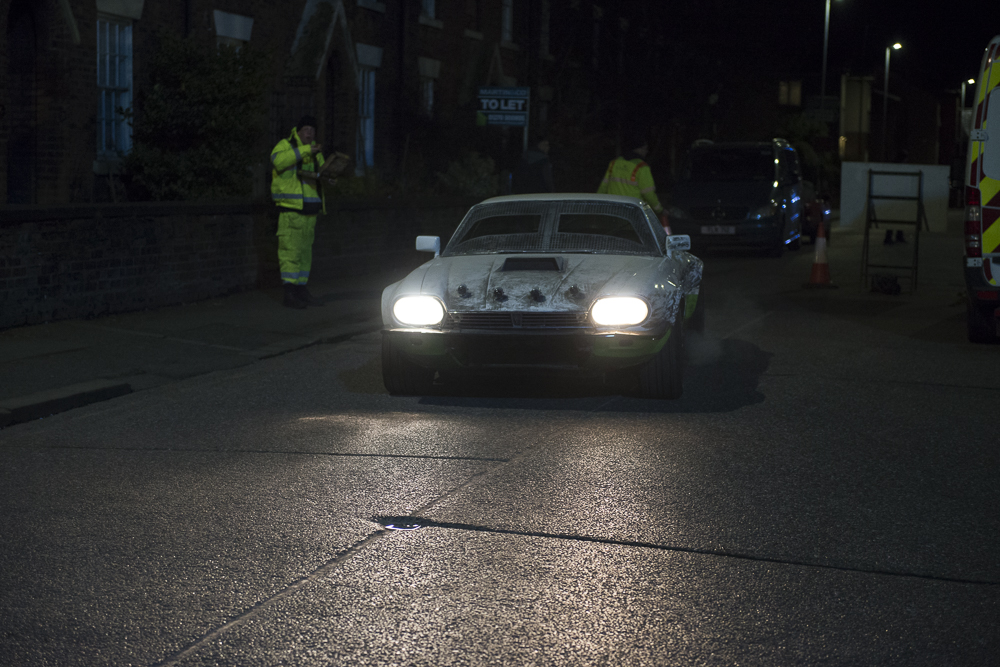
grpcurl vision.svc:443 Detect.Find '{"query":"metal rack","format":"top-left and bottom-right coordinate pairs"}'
top-left (861, 169), bottom-right (929, 290)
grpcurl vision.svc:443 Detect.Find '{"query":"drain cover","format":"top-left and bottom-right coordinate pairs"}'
top-left (377, 516), bottom-right (424, 531)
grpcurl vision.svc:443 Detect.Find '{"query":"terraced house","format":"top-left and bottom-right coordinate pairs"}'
top-left (1, 0), bottom-right (681, 205)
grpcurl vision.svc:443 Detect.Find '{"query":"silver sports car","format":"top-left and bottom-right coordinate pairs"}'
top-left (381, 193), bottom-right (704, 398)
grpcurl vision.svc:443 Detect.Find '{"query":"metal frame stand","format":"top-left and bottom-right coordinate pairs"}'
top-left (861, 169), bottom-right (929, 290)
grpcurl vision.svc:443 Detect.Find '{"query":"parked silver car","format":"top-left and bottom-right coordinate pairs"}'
top-left (381, 194), bottom-right (704, 399)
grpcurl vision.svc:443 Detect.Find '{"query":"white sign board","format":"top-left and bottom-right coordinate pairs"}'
top-left (477, 87), bottom-right (530, 127)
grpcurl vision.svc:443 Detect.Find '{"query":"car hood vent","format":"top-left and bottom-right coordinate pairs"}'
top-left (500, 257), bottom-right (563, 272)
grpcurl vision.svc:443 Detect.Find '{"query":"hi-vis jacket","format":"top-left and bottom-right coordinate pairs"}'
top-left (270, 128), bottom-right (326, 214)
top-left (597, 155), bottom-right (664, 214)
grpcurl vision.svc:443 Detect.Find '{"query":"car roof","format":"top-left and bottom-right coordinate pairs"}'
top-left (477, 193), bottom-right (647, 207)
top-left (690, 138), bottom-right (792, 152)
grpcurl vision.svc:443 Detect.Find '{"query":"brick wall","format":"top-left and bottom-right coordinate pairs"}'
top-left (0, 198), bottom-right (474, 330)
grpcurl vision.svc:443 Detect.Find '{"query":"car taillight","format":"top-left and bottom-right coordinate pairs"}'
top-left (966, 186), bottom-right (982, 258)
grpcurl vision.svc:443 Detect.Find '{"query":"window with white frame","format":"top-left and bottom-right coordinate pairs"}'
top-left (418, 57), bottom-right (440, 118)
top-left (421, 0), bottom-right (435, 19)
top-left (357, 67), bottom-right (376, 172)
top-left (501, 0), bottom-right (514, 43)
top-left (96, 15), bottom-right (132, 157)
top-left (214, 10), bottom-right (253, 50)
top-left (420, 78), bottom-right (434, 117)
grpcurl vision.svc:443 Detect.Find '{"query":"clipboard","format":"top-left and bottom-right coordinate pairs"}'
top-left (301, 152), bottom-right (351, 187)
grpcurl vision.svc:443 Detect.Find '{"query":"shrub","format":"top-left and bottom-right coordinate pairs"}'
top-left (122, 34), bottom-right (268, 200)
top-left (435, 152), bottom-right (499, 197)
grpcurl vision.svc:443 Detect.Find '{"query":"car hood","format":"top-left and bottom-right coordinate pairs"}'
top-left (382, 252), bottom-right (701, 329)
top-left (670, 180), bottom-right (774, 209)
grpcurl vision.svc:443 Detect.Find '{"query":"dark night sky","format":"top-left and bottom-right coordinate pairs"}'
top-left (700, 0), bottom-right (999, 94)
top-left (810, 0), bottom-right (998, 93)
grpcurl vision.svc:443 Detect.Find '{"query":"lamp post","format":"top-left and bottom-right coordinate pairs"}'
top-left (961, 78), bottom-right (975, 109)
top-left (820, 0), bottom-right (837, 112)
top-left (882, 42), bottom-right (901, 161)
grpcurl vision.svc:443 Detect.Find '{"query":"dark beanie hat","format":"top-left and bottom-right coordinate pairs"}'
top-left (623, 125), bottom-right (648, 151)
top-left (297, 115), bottom-right (318, 130)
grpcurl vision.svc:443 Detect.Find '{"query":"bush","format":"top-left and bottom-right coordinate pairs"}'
top-left (435, 152), bottom-right (499, 197)
top-left (122, 34), bottom-right (268, 200)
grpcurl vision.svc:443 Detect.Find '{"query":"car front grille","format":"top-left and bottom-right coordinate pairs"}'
top-left (446, 311), bottom-right (590, 330)
top-left (689, 206), bottom-right (749, 221)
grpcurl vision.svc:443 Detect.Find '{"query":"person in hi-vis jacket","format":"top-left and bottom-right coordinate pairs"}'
top-left (597, 126), bottom-right (671, 234)
top-left (270, 115), bottom-right (327, 309)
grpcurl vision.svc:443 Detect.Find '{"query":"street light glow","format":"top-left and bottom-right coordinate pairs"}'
top-left (892, 43), bottom-right (902, 50)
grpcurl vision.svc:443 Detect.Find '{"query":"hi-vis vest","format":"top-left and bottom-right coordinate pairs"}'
top-left (270, 128), bottom-right (326, 213)
top-left (597, 157), bottom-right (663, 214)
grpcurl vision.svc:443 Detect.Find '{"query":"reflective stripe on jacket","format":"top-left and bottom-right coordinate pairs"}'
top-left (596, 156), bottom-right (663, 214)
top-left (271, 128), bottom-right (326, 213)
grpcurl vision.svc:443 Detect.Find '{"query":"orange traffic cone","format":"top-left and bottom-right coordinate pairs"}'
top-left (804, 220), bottom-right (837, 288)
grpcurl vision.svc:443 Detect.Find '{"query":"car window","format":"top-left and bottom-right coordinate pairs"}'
top-left (684, 148), bottom-right (775, 182)
top-left (444, 200), bottom-right (660, 257)
top-left (460, 214), bottom-right (542, 242)
top-left (778, 148), bottom-right (801, 185)
top-left (557, 214), bottom-right (642, 243)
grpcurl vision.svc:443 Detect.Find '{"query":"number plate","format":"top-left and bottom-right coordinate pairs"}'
top-left (701, 225), bottom-right (736, 235)
top-left (967, 257), bottom-right (984, 267)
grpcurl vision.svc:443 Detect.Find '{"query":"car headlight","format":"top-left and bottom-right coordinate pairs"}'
top-left (591, 297), bottom-right (649, 326)
top-left (751, 201), bottom-right (779, 220)
top-left (392, 296), bottom-right (445, 326)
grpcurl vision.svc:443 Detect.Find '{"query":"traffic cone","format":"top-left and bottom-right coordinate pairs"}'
top-left (804, 220), bottom-right (837, 288)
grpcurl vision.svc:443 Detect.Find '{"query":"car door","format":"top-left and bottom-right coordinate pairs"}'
top-left (777, 147), bottom-right (804, 240)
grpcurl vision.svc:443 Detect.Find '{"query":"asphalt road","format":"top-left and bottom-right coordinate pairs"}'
top-left (1, 223), bottom-right (998, 666)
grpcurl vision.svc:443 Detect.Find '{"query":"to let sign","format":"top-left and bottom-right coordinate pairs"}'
top-left (477, 87), bottom-right (530, 127)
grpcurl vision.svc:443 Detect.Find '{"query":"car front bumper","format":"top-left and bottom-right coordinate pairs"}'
top-left (382, 327), bottom-right (675, 373)
top-left (673, 217), bottom-right (783, 248)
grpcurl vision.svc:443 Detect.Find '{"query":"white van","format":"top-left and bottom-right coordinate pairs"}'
top-left (964, 35), bottom-right (1000, 342)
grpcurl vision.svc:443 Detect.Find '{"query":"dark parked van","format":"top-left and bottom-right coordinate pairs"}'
top-left (666, 139), bottom-right (804, 255)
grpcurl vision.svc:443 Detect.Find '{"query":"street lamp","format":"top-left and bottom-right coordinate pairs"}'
top-left (882, 42), bottom-right (902, 161)
top-left (819, 0), bottom-right (841, 112)
top-left (961, 78), bottom-right (975, 109)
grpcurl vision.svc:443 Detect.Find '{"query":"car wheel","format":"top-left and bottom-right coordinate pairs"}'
top-left (967, 298), bottom-right (998, 344)
top-left (689, 289), bottom-right (706, 334)
top-left (637, 320), bottom-right (684, 399)
top-left (382, 334), bottom-right (435, 395)
top-left (768, 219), bottom-right (786, 257)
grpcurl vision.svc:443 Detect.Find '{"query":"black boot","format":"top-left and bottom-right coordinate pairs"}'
top-left (895, 230), bottom-right (906, 243)
top-left (883, 230), bottom-right (894, 245)
top-left (283, 283), bottom-right (307, 309)
top-left (297, 284), bottom-right (324, 306)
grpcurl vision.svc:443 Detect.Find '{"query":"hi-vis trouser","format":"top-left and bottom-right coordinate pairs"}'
top-left (277, 210), bottom-right (316, 285)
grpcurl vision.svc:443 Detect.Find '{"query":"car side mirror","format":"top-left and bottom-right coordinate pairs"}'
top-left (416, 235), bottom-right (441, 257)
top-left (665, 235), bottom-right (691, 251)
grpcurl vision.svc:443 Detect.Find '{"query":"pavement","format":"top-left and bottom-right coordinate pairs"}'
top-left (0, 207), bottom-right (976, 429)
top-left (0, 265), bottom-right (420, 429)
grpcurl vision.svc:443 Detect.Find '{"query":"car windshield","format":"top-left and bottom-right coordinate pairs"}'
top-left (443, 200), bottom-right (660, 257)
top-left (683, 147), bottom-right (775, 182)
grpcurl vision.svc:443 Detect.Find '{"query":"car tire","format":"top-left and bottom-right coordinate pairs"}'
top-left (768, 219), bottom-right (786, 257)
top-left (637, 320), bottom-right (684, 399)
top-left (967, 298), bottom-right (998, 344)
top-left (690, 289), bottom-right (706, 334)
top-left (382, 334), bottom-right (435, 395)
